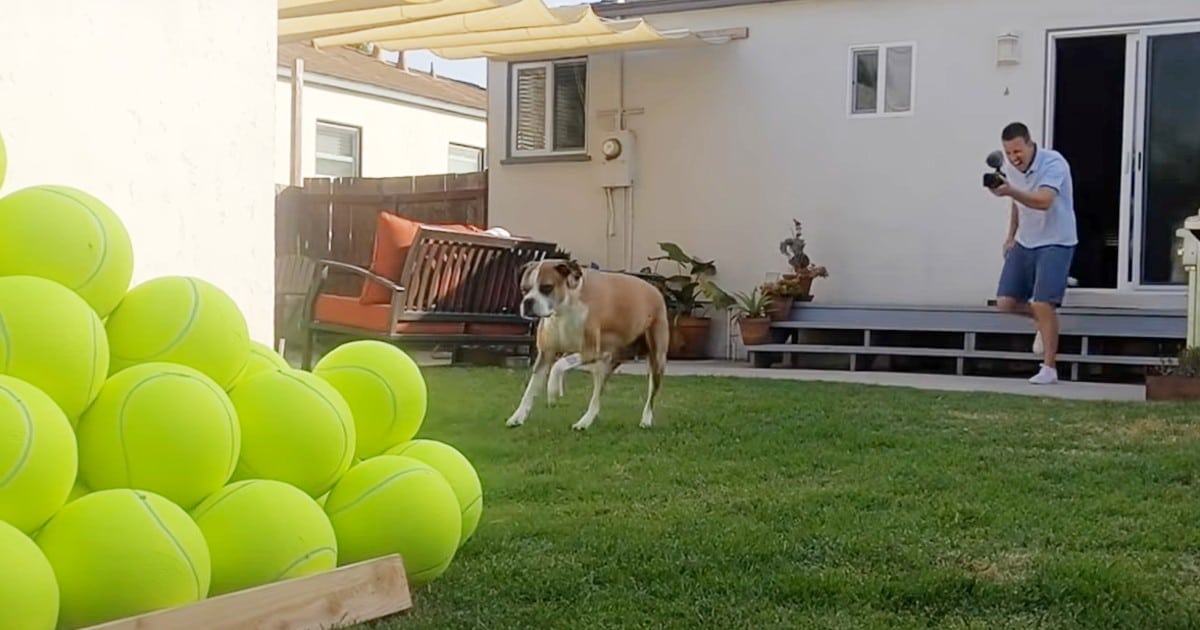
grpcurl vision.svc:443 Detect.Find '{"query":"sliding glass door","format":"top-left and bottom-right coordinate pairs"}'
top-left (1133, 27), bottom-right (1200, 287)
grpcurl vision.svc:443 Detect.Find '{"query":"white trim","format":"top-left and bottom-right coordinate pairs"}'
top-left (508, 58), bottom-right (589, 159)
top-left (847, 40), bottom-right (917, 119)
top-left (276, 66), bottom-right (486, 120)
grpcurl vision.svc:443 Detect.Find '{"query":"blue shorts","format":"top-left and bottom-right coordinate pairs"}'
top-left (997, 243), bottom-right (1075, 305)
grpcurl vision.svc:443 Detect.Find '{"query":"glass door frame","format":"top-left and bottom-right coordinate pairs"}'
top-left (1044, 19), bottom-right (1200, 297)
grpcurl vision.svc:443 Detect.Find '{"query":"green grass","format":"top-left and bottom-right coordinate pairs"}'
top-left (368, 367), bottom-right (1200, 629)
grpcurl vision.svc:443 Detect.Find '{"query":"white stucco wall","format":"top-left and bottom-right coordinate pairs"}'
top-left (0, 0), bottom-right (277, 343)
top-left (274, 77), bottom-right (487, 184)
top-left (487, 0), bottom-right (1200, 314)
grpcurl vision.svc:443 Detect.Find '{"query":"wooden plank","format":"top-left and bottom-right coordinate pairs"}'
top-left (83, 555), bottom-right (411, 630)
top-left (774, 306), bottom-right (1186, 338)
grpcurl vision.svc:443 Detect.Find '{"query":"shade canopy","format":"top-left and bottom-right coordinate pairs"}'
top-left (280, 0), bottom-right (747, 60)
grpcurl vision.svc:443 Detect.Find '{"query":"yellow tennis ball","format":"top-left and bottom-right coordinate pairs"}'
top-left (0, 185), bottom-right (134, 318)
top-left (385, 439), bottom-right (483, 548)
top-left (228, 368), bottom-right (356, 498)
top-left (191, 479), bottom-right (337, 597)
top-left (35, 488), bottom-right (211, 629)
top-left (76, 362), bottom-right (241, 510)
top-left (230, 340), bottom-right (290, 389)
top-left (106, 276), bottom-right (250, 390)
top-left (0, 275), bottom-right (108, 420)
top-left (0, 375), bottom-right (78, 536)
top-left (0, 519), bottom-right (59, 630)
top-left (313, 340), bottom-right (428, 459)
top-left (324, 455), bottom-right (461, 586)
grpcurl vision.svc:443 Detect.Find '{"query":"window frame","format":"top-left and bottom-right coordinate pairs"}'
top-left (314, 120), bottom-right (362, 178)
top-left (448, 142), bottom-right (485, 173)
top-left (507, 57), bottom-right (589, 158)
top-left (847, 41), bottom-right (917, 118)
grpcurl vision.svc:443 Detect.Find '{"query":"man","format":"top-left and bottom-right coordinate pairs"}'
top-left (989, 122), bottom-right (1078, 385)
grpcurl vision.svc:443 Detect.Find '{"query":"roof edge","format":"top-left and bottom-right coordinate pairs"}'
top-left (593, 0), bottom-right (790, 18)
top-left (276, 66), bottom-right (487, 120)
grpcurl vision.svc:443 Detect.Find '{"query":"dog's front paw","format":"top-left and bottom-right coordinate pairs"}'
top-left (640, 410), bottom-right (653, 429)
top-left (547, 380), bottom-right (565, 405)
top-left (570, 420), bottom-right (590, 431)
top-left (505, 412), bottom-right (526, 428)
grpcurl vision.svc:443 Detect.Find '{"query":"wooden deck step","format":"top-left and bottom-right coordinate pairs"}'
top-left (743, 344), bottom-right (1174, 367)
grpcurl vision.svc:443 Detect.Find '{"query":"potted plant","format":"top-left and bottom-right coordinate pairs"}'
top-left (636, 242), bottom-right (733, 359)
top-left (760, 275), bottom-right (811, 321)
top-left (777, 219), bottom-right (829, 301)
top-left (1146, 346), bottom-right (1200, 400)
top-left (731, 287), bottom-right (774, 346)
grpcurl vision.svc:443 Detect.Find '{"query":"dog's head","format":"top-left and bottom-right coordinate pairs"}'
top-left (518, 258), bottom-right (583, 319)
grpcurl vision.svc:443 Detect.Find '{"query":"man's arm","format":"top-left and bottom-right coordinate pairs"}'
top-left (1004, 157), bottom-right (1067, 211)
top-left (1007, 202), bottom-right (1018, 240)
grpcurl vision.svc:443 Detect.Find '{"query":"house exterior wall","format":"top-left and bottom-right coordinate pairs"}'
top-left (274, 77), bottom-right (487, 185)
top-left (487, 0), bottom-right (1200, 316)
top-left (0, 0), bottom-right (277, 343)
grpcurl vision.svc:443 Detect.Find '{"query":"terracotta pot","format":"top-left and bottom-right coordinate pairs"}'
top-left (738, 317), bottom-right (772, 346)
top-left (1145, 374), bottom-right (1200, 400)
top-left (765, 295), bottom-right (794, 321)
top-left (669, 315), bottom-right (711, 359)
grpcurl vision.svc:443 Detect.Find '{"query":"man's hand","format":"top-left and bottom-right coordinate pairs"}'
top-left (990, 180), bottom-right (1013, 198)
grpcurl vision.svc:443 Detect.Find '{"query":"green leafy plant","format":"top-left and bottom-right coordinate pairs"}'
top-left (730, 287), bottom-right (773, 320)
top-left (638, 242), bottom-right (734, 317)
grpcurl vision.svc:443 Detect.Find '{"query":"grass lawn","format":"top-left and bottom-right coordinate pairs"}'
top-left (369, 366), bottom-right (1200, 629)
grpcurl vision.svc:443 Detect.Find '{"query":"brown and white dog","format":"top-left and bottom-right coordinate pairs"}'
top-left (505, 259), bottom-right (669, 431)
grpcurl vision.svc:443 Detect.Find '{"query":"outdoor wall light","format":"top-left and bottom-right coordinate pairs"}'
top-left (996, 32), bottom-right (1020, 65)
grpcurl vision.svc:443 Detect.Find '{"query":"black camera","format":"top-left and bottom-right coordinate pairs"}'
top-left (982, 150), bottom-right (1006, 189)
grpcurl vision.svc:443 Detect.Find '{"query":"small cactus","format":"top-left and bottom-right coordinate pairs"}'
top-left (779, 219), bottom-right (811, 274)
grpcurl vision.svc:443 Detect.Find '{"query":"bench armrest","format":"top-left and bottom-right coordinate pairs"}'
top-left (316, 259), bottom-right (405, 294)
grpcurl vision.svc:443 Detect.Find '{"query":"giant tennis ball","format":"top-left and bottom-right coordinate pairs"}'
top-left (191, 479), bottom-right (337, 597)
top-left (0, 375), bottom-right (78, 535)
top-left (0, 185), bottom-right (134, 318)
top-left (0, 275), bottom-right (109, 420)
top-left (324, 455), bottom-right (461, 586)
top-left (35, 488), bottom-right (211, 629)
top-left (228, 368), bottom-right (356, 498)
top-left (230, 340), bottom-right (290, 389)
top-left (0, 520), bottom-right (59, 630)
top-left (105, 276), bottom-right (250, 390)
top-left (76, 362), bottom-right (240, 510)
top-left (385, 439), bottom-right (483, 547)
top-left (313, 340), bottom-right (427, 459)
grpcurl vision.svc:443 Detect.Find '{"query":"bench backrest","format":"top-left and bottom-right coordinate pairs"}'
top-left (396, 226), bottom-right (557, 317)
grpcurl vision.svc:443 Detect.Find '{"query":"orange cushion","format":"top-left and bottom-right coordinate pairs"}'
top-left (314, 294), bottom-right (468, 335)
top-left (359, 212), bottom-right (484, 305)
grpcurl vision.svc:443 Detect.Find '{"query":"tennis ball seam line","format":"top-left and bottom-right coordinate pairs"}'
top-left (113, 374), bottom-right (182, 487)
top-left (38, 186), bottom-right (110, 292)
top-left (135, 493), bottom-right (204, 600)
top-left (186, 370), bottom-right (241, 480)
top-left (0, 386), bottom-right (34, 489)
top-left (315, 365), bottom-right (399, 439)
top-left (115, 278), bottom-right (201, 362)
top-left (0, 312), bottom-right (10, 373)
top-left (461, 494), bottom-right (483, 513)
top-left (190, 479), bottom-right (258, 523)
top-left (278, 371), bottom-right (354, 493)
top-left (325, 468), bottom-right (428, 519)
top-left (271, 546), bottom-right (337, 582)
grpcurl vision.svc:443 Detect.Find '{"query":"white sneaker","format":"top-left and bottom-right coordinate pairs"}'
top-left (1028, 364), bottom-right (1058, 385)
top-left (1032, 330), bottom-right (1043, 355)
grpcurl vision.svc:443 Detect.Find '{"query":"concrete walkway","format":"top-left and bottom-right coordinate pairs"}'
top-left (613, 361), bottom-right (1146, 402)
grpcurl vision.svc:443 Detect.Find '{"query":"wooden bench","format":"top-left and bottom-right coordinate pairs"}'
top-left (299, 222), bottom-right (558, 368)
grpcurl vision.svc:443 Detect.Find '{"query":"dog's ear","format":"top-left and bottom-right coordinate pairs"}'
top-left (517, 260), bottom-right (538, 286)
top-left (554, 259), bottom-right (583, 289)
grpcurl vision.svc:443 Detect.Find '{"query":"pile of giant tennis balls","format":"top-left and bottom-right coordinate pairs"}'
top-left (0, 130), bottom-right (483, 629)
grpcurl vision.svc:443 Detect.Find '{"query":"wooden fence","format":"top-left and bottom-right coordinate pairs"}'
top-left (273, 172), bottom-right (488, 341)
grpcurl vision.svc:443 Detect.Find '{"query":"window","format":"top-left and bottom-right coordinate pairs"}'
top-left (315, 121), bottom-right (361, 177)
top-left (509, 58), bottom-right (587, 157)
top-left (849, 43), bottom-right (915, 116)
top-left (448, 143), bottom-right (484, 173)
